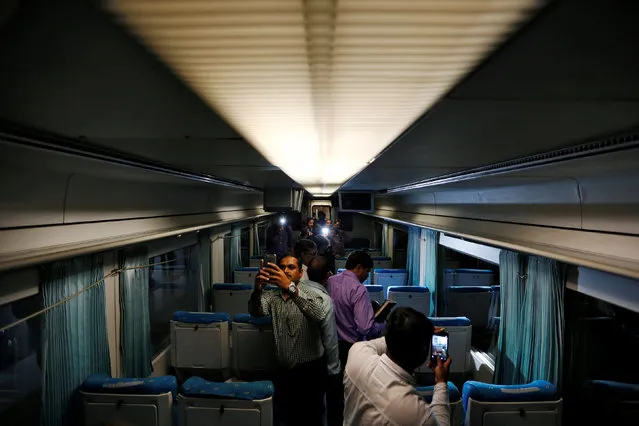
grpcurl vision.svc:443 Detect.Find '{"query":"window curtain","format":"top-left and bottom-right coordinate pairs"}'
top-left (406, 227), bottom-right (421, 286)
top-left (495, 251), bottom-right (564, 387)
top-left (381, 222), bottom-right (389, 257)
top-left (229, 225), bottom-right (242, 281)
top-left (42, 254), bottom-right (110, 426)
top-left (119, 249), bottom-right (152, 378)
top-left (494, 250), bottom-right (527, 385)
top-left (422, 228), bottom-right (438, 315)
top-left (198, 232), bottom-right (212, 311)
top-left (252, 222), bottom-right (261, 256)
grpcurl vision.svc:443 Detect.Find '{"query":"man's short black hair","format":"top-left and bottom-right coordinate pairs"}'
top-left (385, 307), bottom-right (434, 371)
top-left (294, 239), bottom-right (317, 258)
top-left (345, 250), bottom-right (374, 270)
top-left (307, 256), bottom-right (331, 283)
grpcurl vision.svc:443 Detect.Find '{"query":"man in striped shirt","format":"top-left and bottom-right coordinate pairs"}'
top-left (249, 255), bottom-right (327, 426)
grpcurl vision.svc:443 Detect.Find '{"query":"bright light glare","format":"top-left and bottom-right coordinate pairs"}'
top-left (106, 0), bottom-right (539, 195)
top-left (279, 217), bottom-right (287, 225)
top-left (321, 227), bottom-right (329, 236)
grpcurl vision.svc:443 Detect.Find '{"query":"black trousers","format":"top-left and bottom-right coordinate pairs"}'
top-left (325, 341), bottom-right (354, 426)
top-left (273, 357), bottom-right (327, 426)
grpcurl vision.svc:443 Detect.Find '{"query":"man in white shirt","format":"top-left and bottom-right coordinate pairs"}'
top-left (344, 307), bottom-right (452, 426)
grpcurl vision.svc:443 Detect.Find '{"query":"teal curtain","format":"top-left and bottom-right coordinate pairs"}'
top-left (42, 254), bottom-right (110, 426)
top-left (230, 225), bottom-right (242, 281)
top-left (522, 256), bottom-right (564, 386)
top-left (198, 232), bottom-right (211, 311)
top-left (252, 222), bottom-right (260, 256)
top-left (120, 249), bottom-right (152, 377)
top-left (381, 223), bottom-right (389, 257)
top-left (422, 228), bottom-right (438, 315)
top-left (406, 227), bottom-right (421, 286)
top-left (494, 250), bottom-right (527, 385)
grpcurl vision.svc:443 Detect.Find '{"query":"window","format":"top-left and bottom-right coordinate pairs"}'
top-left (148, 245), bottom-right (199, 353)
top-left (0, 292), bottom-right (43, 426)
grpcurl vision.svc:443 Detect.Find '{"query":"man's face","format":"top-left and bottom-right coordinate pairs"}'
top-left (354, 265), bottom-right (371, 283)
top-left (301, 249), bottom-right (317, 267)
top-left (308, 219), bottom-right (314, 228)
top-left (279, 256), bottom-right (302, 283)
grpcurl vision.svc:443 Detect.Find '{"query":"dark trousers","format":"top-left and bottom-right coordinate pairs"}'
top-left (326, 341), bottom-right (354, 426)
top-left (273, 358), bottom-right (327, 426)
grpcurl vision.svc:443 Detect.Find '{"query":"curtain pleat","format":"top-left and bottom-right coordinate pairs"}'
top-left (42, 254), bottom-right (110, 426)
top-left (406, 227), bottom-right (421, 286)
top-left (381, 223), bottom-right (389, 257)
top-left (230, 225), bottom-right (242, 281)
top-left (119, 249), bottom-right (152, 378)
top-left (422, 229), bottom-right (438, 316)
top-left (197, 232), bottom-right (211, 311)
top-left (252, 222), bottom-right (261, 256)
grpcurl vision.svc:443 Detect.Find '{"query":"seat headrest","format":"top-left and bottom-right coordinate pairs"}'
top-left (172, 311), bottom-right (230, 324)
top-left (583, 380), bottom-right (639, 401)
top-left (448, 286), bottom-right (492, 293)
top-left (233, 313), bottom-right (273, 326)
top-left (81, 374), bottom-right (177, 398)
top-left (388, 286), bottom-right (430, 293)
top-left (371, 257), bottom-right (392, 261)
top-left (429, 317), bottom-right (471, 327)
top-left (374, 268), bottom-right (406, 274)
top-left (212, 283), bottom-right (253, 291)
top-left (462, 380), bottom-right (558, 411)
top-left (416, 381), bottom-right (461, 402)
top-left (445, 268), bottom-right (493, 274)
top-left (181, 377), bottom-right (274, 400)
top-left (235, 267), bottom-right (260, 271)
top-left (365, 285), bottom-right (384, 292)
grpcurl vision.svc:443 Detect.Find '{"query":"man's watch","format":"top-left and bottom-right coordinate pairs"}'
top-left (287, 282), bottom-right (297, 294)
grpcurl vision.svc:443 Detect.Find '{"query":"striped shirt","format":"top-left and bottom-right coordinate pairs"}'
top-left (249, 282), bottom-right (327, 368)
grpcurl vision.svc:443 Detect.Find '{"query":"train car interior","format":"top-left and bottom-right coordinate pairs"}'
top-left (0, 0), bottom-right (638, 425)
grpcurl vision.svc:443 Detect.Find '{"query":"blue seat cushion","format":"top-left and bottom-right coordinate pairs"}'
top-left (388, 286), bottom-right (430, 293)
top-left (429, 317), bottom-right (471, 327)
top-left (181, 377), bottom-right (274, 400)
top-left (172, 311), bottom-right (230, 324)
top-left (82, 374), bottom-right (177, 399)
top-left (365, 285), bottom-right (383, 292)
top-left (583, 380), bottom-right (639, 401)
top-left (448, 286), bottom-right (492, 293)
top-left (445, 269), bottom-right (493, 274)
top-left (212, 283), bottom-right (253, 291)
top-left (233, 313), bottom-right (273, 326)
top-left (416, 381), bottom-right (461, 402)
top-left (462, 380), bottom-right (558, 411)
top-left (374, 269), bottom-right (406, 274)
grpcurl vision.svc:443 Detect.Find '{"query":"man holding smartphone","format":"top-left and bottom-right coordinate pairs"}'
top-left (343, 307), bottom-right (452, 426)
top-left (248, 255), bottom-right (328, 426)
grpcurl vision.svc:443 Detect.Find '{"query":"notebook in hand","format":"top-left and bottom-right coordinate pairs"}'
top-left (374, 300), bottom-right (397, 322)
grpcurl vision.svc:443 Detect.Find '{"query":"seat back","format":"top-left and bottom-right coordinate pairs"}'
top-left (416, 381), bottom-right (462, 426)
top-left (170, 311), bottom-right (230, 371)
top-left (212, 284), bottom-right (253, 320)
top-left (81, 374), bottom-right (177, 426)
top-left (367, 249), bottom-right (382, 257)
top-left (337, 268), bottom-right (372, 285)
top-left (374, 268), bottom-right (407, 297)
top-left (415, 317), bottom-right (472, 374)
top-left (335, 258), bottom-right (347, 271)
top-left (364, 285), bottom-right (384, 304)
top-left (443, 269), bottom-right (495, 287)
top-left (372, 257), bottom-right (393, 270)
top-left (387, 286), bottom-right (430, 316)
top-left (249, 256), bottom-right (263, 267)
top-left (446, 286), bottom-right (492, 328)
top-left (179, 377), bottom-right (274, 426)
top-left (232, 314), bottom-right (278, 379)
top-left (234, 267), bottom-right (260, 284)
top-left (463, 380), bottom-right (562, 426)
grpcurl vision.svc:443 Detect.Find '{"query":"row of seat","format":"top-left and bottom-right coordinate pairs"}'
top-left (442, 285), bottom-right (500, 329)
top-left (80, 372), bottom-right (564, 426)
top-left (248, 249), bottom-right (384, 268)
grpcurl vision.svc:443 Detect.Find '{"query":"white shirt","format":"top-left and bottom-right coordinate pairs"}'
top-left (302, 264), bottom-right (309, 281)
top-left (344, 337), bottom-right (450, 426)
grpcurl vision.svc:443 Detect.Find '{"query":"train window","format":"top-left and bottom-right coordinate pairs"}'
top-left (148, 245), bottom-right (199, 353)
top-left (0, 292), bottom-right (43, 425)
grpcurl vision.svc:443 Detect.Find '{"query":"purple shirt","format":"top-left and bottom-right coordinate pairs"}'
top-left (327, 270), bottom-right (385, 344)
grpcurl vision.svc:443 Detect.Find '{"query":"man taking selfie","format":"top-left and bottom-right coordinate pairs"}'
top-left (248, 255), bottom-right (327, 426)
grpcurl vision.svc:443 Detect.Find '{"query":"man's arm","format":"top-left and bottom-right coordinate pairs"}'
top-left (291, 285), bottom-right (327, 323)
top-left (352, 286), bottom-right (385, 339)
top-left (248, 268), bottom-right (272, 317)
top-left (321, 301), bottom-right (341, 375)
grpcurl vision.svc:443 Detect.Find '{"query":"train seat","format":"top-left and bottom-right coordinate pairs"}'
top-left (179, 376), bottom-right (274, 426)
top-left (372, 257), bottom-right (393, 270)
top-left (234, 267), bottom-right (260, 284)
top-left (443, 269), bottom-right (495, 287)
top-left (232, 314), bottom-right (277, 380)
top-left (416, 381), bottom-right (463, 426)
top-left (80, 374), bottom-right (177, 426)
top-left (212, 284), bottom-right (253, 321)
top-left (249, 256), bottom-right (263, 267)
top-left (445, 286), bottom-right (493, 328)
top-left (462, 380), bottom-right (561, 426)
top-left (170, 311), bottom-right (230, 374)
top-left (581, 380), bottom-right (639, 423)
top-left (374, 268), bottom-right (407, 297)
top-left (387, 286), bottom-right (430, 316)
top-left (415, 317), bottom-right (472, 375)
top-left (365, 285), bottom-right (384, 304)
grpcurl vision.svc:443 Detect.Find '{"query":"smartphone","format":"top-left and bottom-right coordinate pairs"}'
top-left (431, 331), bottom-right (449, 362)
top-left (263, 253), bottom-right (277, 267)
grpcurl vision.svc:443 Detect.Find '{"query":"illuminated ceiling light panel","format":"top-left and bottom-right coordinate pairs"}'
top-left (106, 0), bottom-right (540, 195)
